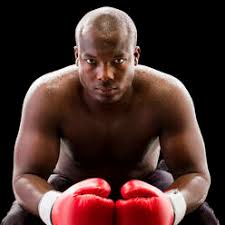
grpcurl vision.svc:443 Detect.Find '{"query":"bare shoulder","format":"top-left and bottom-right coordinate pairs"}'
top-left (24, 65), bottom-right (79, 105)
top-left (135, 64), bottom-right (193, 104)
top-left (134, 65), bottom-right (196, 126)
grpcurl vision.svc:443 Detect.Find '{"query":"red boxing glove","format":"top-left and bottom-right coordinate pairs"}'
top-left (116, 180), bottom-right (175, 225)
top-left (38, 178), bottom-right (114, 225)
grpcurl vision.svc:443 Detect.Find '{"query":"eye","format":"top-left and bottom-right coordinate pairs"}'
top-left (113, 58), bottom-right (126, 64)
top-left (85, 59), bottom-right (96, 64)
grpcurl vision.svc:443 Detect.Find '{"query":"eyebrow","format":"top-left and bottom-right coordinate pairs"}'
top-left (113, 53), bottom-right (126, 58)
top-left (82, 53), bottom-right (96, 58)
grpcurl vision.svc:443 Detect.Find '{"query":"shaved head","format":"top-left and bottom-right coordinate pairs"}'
top-left (75, 6), bottom-right (137, 48)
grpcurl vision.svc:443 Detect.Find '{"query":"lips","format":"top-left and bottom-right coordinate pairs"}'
top-left (95, 87), bottom-right (118, 95)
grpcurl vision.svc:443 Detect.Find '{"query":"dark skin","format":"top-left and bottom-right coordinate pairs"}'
top-left (13, 24), bottom-right (210, 217)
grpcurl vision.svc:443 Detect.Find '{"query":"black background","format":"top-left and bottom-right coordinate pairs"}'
top-left (1, 1), bottom-right (224, 223)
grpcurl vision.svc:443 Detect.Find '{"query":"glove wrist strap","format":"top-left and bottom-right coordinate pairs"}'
top-left (166, 189), bottom-right (187, 225)
top-left (38, 190), bottom-right (61, 225)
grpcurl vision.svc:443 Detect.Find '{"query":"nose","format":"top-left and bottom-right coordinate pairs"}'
top-left (96, 63), bottom-right (114, 81)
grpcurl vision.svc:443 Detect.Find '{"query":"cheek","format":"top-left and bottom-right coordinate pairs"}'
top-left (120, 68), bottom-right (134, 85)
top-left (79, 68), bottom-right (97, 89)
top-left (79, 66), bottom-right (91, 80)
top-left (78, 68), bottom-right (89, 86)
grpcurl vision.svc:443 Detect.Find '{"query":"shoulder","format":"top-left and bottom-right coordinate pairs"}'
top-left (135, 64), bottom-right (193, 103)
top-left (134, 65), bottom-right (195, 122)
top-left (23, 65), bottom-right (79, 106)
top-left (19, 65), bottom-right (80, 127)
top-left (135, 65), bottom-right (185, 91)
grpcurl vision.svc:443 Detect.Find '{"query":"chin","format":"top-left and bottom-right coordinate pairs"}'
top-left (95, 95), bottom-right (121, 104)
top-left (95, 92), bottom-right (124, 104)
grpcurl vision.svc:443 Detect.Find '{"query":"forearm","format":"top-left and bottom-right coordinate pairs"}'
top-left (13, 174), bottom-right (55, 215)
top-left (167, 172), bottom-right (211, 213)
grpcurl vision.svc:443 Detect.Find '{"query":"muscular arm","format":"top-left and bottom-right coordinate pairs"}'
top-left (12, 78), bottom-right (61, 215)
top-left (159, 78), bottom-right (211, 213)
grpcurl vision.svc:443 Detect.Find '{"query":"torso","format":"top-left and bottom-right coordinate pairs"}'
top-left (42, 65), bottom-right (172, 187)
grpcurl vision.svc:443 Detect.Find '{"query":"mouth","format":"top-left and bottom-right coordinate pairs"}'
top-left (95, 87), bottom-right (119, 95)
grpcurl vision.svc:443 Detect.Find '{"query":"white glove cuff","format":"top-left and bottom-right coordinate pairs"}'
top-left (166, 189), bottom-right (187, 225)
top-left (38, 190), bottom-right (61, 225)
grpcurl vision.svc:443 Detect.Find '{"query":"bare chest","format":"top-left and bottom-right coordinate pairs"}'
top-left (60, 104), bottom-right (160, 165)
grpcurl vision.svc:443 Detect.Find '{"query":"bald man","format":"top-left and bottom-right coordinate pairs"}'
top-left (1, 6), bottom-right (219, 225)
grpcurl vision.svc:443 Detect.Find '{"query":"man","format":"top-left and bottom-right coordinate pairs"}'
top-left (1, 6), bottom-right (219, 225)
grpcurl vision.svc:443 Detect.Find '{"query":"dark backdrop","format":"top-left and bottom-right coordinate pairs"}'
top-left (1, 1), bottom-right (223, 223)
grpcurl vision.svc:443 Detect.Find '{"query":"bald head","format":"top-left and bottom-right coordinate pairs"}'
top-left (75, 7), bottom-right (137, 48)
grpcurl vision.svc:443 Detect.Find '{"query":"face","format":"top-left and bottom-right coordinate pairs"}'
top-left (75, 29), bottom-right (140, 104)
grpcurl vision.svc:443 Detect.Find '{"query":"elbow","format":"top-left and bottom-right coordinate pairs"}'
top-left (12, 173), bottom-right (33, 201)
top-left (12, 172), bottom-right (25, 189)
top-left (186, 172), bottom-right (211, 213)
top-left (203, 170), bottom-right (211, 192)
top-left (197, 171), bottom-right (211, 206)
top-left (13, 174), bottom-right (20, 192)
top-left (12, 174), bottom-right (25, 201)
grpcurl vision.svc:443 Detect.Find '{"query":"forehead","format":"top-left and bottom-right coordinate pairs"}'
top-left (78, 27), bottom-right (132, 56)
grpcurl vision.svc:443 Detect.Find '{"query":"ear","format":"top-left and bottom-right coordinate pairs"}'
top-left (74, 46), bottom-right (79, 66)
top-left (134, 46), bottom-right (141, 66)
